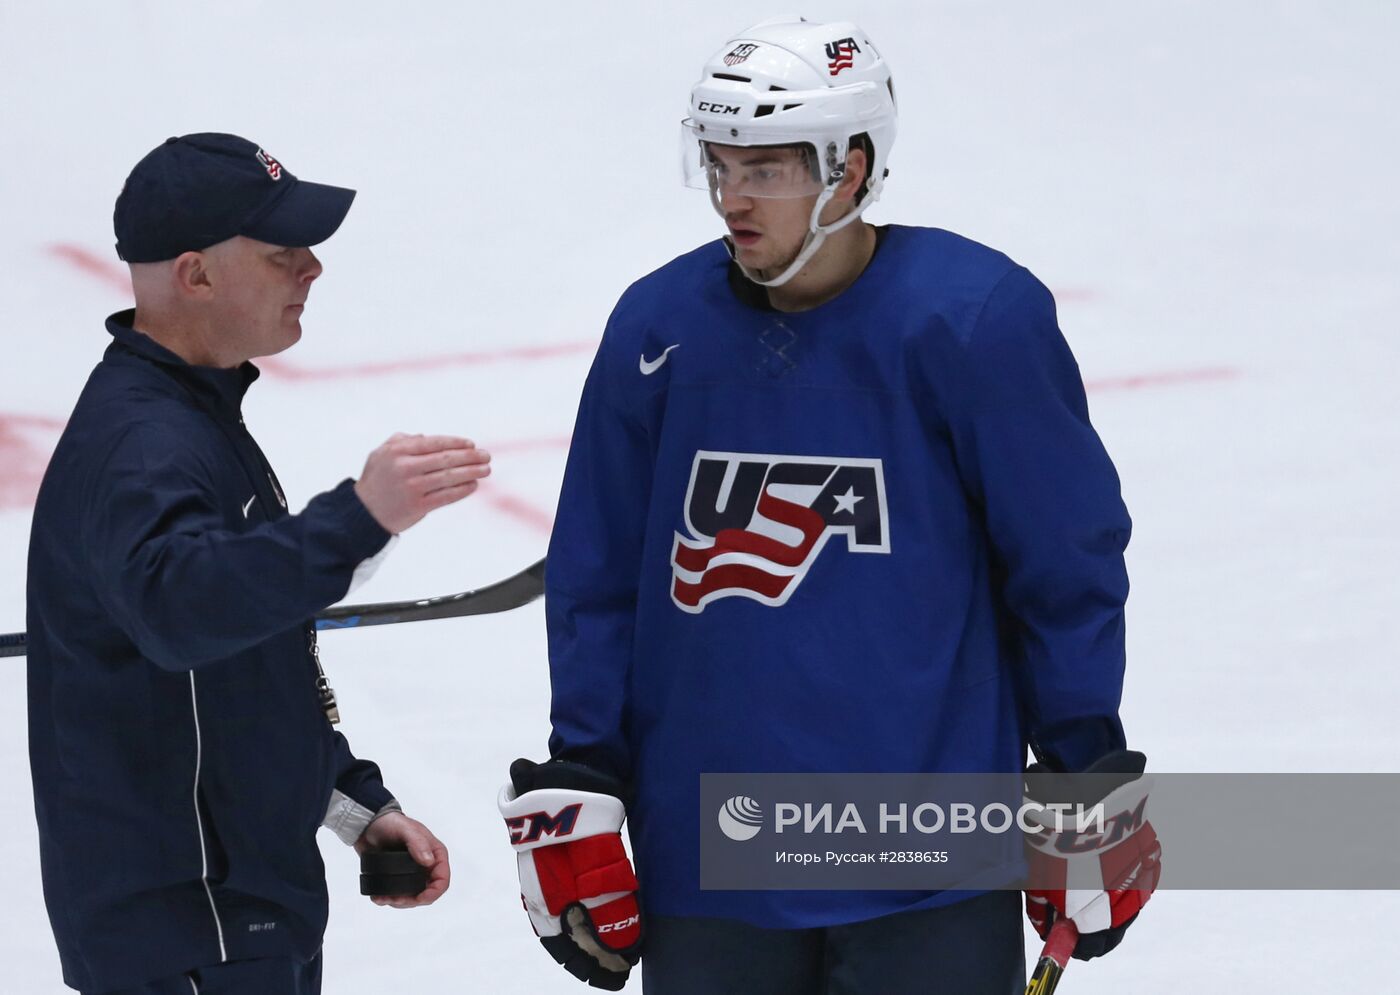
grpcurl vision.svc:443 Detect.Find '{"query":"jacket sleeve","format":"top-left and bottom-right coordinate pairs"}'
top-left (946, 266), bottom-right (1132, 772)
top-left (322, 731), bottom-right (398, 845)
top-left (544, 322), bottom-right (652, 781)
top-left (84, 425), bottom-right (391, 670)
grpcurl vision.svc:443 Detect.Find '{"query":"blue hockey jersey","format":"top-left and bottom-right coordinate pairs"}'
top-left (545, 225), bottom-right (1131, 928)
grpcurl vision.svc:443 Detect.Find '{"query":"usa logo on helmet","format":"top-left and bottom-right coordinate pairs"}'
top-left (825, 37), bottom-right (862, 75)
top-left (670, 451), bottom-right (890, 613)
top-left (724, 43), bottom-right (759, 66)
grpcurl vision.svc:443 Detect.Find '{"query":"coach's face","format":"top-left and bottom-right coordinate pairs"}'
top-left (202, 236), bottom-right (322, 360)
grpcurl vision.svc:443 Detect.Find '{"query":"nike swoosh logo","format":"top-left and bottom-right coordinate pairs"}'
top-left (242, 495), bottom-right (257, 519)
top-left (639, 344), bottom-right (680, 375)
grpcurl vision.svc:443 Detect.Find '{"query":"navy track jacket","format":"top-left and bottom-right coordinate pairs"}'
top-left (27, 313), bottom-right (394, 992)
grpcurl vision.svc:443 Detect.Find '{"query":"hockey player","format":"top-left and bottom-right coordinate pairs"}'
top-left (499, 18), bottom-right (1158, 992)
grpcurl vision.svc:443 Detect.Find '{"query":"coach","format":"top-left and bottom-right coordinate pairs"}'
top-left (26, 133), bottom-right (491, 995)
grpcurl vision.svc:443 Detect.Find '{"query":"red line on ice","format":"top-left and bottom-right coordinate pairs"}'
top-left (46, 243), bottom-right (596, 380)
top-left (485, 435), bottom-right (573, 454)
top-left (0, 414), bottom-right (65, 511)
top-left (479, 488), bottom-right (555, 535)
top-left (0, 413), bottom-right (67, 430)
top-left (1085, 367), bottom-right (1239, 392)
top-left (253, 341), bottom-right (594, 382)
top-left (48, 244), bottom-right (134, 296)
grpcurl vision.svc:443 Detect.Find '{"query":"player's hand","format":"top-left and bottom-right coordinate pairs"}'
top-left (353, 433), bottom-right (491, 534)
top-left (354, 811), bottom-right (451, 908)
top-left (1022, 750), bottom-right (1162, 960)
top-left (498, 758), bottom-right (642, 990)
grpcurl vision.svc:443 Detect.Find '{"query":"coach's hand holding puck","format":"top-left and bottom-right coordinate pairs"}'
top-left (360, 848), bottom-right (429, 897)
top-left (354, 810), bottom-right (451, 908)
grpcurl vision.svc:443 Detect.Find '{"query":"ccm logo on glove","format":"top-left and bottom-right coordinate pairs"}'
top-left (1036, 795), bottom-right (1148, 854)
top-left (597, 914), bottom-right (642, 934)
top-left (506, 804), bottom-right (583, 845)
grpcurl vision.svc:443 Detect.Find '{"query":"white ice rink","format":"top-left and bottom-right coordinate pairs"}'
top-left (2, 1), bottom-right (1397, 991)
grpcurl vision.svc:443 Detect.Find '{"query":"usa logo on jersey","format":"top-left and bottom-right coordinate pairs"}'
top-left (670, 451), bottom-right (890, 613)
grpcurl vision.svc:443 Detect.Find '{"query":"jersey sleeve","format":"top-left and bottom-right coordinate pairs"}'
top-left (544, 310), bottom-right (653, 781)
top-left (83, 425), bottom-right (390, 670)
top-left (946, 266), bottom-right (1132, 772)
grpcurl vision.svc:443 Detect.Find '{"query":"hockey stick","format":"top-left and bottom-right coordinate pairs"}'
top-left (1025, 918), bottom-right (1079, 995)
top-left (0, 557), bottom-right (546, 659)
top-left (316, 557), bottom-right (546, 629)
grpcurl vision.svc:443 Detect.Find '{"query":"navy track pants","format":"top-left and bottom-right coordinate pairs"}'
top-left (86, 954), bottom-right (322, 995)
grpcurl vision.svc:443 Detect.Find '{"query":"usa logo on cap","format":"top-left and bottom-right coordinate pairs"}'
top-left (255, 149), bottom-right (284, 181)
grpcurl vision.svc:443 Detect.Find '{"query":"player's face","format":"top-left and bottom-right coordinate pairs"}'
top-left (707, 145), bottom-right (823, 276)
top-left (203, 236), bottom-right (322, 360)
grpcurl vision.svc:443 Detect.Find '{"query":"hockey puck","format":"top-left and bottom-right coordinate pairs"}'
top-left (359, 848), bottom-right (429, 897)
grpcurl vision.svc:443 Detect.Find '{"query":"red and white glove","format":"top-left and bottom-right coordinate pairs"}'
top-left (1023, 750), bottom-right (1163, 961)
top-left (498, 758), bottom-right (642, 990)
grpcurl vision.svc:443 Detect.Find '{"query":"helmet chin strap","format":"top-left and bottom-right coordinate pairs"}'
top-left (716, 183), bottom-right (880, 289)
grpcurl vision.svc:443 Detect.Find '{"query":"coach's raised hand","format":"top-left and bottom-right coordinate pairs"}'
top-left (354, 433), bottom-right (491, 534)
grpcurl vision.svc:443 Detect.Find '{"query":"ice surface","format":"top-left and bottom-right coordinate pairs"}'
top-left (1, 1), bottom-right (1397, 990)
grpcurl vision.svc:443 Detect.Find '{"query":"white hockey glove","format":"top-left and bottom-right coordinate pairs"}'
top-left (498, 758), bottom-right (642, 990)
top-left (1023, 749), bottom-right (1162, 960)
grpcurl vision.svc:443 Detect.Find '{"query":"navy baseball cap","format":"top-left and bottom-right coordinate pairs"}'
top-left (114, 133), bottom-right (356, 263)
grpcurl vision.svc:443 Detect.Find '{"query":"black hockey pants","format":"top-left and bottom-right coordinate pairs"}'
top-left (641, 890), bottom-right (1024, 994)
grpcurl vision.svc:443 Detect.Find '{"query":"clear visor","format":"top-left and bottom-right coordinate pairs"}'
top-left (680, 123), bottom-right (824, 200)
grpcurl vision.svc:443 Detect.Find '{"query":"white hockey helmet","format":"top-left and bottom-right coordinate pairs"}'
top-left (681, 16), bottom-right (898, 286)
